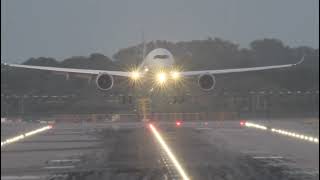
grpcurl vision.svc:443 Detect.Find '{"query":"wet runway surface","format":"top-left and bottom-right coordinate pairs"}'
top-left (1, 121), bottom-right (319, 180)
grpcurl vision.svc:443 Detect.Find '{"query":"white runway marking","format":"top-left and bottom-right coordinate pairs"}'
top-left (1, 176), bottom-right (43, 180)
top-left (252, 156), bottom-right (283, 159)
top-left (48, 159), bottom-right (81, 163)
top-left (43, 166), bottom-right (75, 169)
top-left (1, 125), bottom-right (53, 147)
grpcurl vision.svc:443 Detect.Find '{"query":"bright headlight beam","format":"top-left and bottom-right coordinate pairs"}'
top-left (1, 125), bottom-right (52, 147)
top-left (149, 124), bottom-right (190, 180)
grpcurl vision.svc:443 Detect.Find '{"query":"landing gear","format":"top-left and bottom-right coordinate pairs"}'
top-left (119, 95), bottom-right (133, 104)
top-left (137, 97), bottom-right (152, 121)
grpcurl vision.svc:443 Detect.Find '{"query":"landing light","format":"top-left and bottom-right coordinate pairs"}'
top-left (156, 72), bottom-right (167, 84)
top-left (130, 71), bottom-right (141, 80)
top-left (170, 71), bottom-right (181, 80)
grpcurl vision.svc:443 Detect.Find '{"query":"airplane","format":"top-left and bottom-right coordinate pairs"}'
top-left (3, 47), bottom-right (305, 91)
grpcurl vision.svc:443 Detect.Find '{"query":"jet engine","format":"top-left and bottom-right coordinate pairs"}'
top-left (198, 74), bottom-right (216, 91)
top-left (96, 73), bottom-right (114, 91)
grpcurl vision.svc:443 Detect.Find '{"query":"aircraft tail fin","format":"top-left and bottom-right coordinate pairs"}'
top-left (142, 32), bottom-right (146, 61)
top-left (138, 31), bottom-right (147, 69)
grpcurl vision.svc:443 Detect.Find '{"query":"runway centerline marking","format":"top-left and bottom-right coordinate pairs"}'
top-left (149, 124), bottom-right (190, 180)
top-left (1, 125), bottom-right (53, 147)
top-left (252, 156), bottom-right (283, 159)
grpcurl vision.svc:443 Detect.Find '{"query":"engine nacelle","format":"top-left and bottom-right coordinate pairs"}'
top-left (96, 73), bottom-right (114, 91)
top-left (198, 74), bottom-right (216, 91)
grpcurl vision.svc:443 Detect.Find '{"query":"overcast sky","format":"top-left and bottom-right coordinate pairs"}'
top-left (1, 0), bottom-right (319, 63)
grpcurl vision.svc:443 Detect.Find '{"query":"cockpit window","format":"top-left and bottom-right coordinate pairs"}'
top-left (153, 55), bottom-right (169, 59)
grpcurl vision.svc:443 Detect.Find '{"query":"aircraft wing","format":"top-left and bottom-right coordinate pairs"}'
top-left (180, 56), bottom-right (305, 76)
top-left (5, 64), bottom-right (132, 77)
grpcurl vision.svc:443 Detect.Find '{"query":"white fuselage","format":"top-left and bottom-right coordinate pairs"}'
top-left (142, 48), bottom-right (175, 70)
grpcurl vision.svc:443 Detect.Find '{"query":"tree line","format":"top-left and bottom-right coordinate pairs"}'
top-left (1, 38), bottom-right (319, 116)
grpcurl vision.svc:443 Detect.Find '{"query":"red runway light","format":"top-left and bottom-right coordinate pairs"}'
top-left (240, 120), bottom-right (246, 126)
top-left (176, 120), bottom-right (182, 127)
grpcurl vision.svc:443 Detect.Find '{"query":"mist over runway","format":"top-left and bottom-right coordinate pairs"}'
top-left (1, 119), bottom-right (318, 180)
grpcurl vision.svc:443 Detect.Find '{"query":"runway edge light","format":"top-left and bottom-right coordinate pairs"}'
top-left (1, 125), bottom-right (53, 147)
top-left (149, 124), bottom-right (190, 180)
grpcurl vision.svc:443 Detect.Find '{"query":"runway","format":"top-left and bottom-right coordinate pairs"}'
top-left (1, 120), bottom-right (319, 180)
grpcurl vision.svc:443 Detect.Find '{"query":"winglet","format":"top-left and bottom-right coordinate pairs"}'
top-left (294, 55), bottom-right (305, 66)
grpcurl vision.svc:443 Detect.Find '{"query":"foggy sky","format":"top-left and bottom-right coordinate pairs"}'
top-left (1, 0), bottom-right (319, 63)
